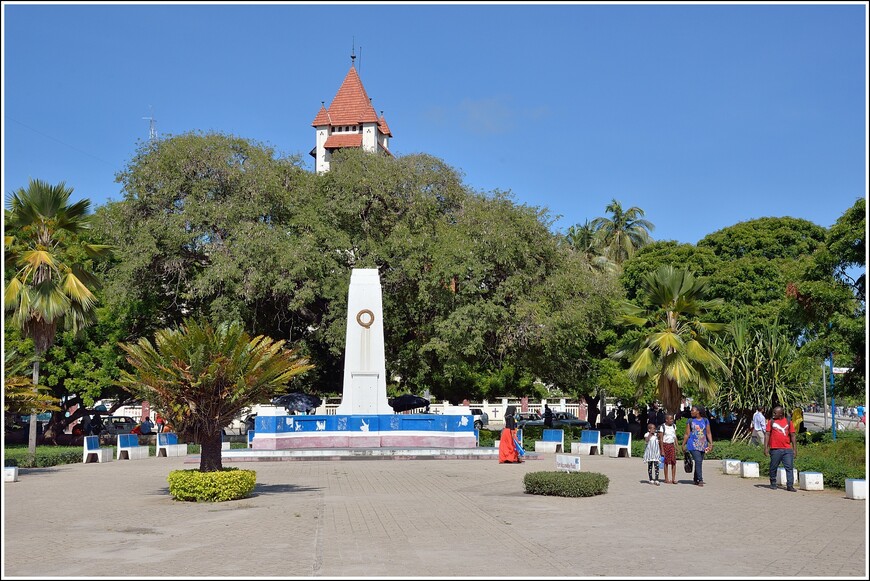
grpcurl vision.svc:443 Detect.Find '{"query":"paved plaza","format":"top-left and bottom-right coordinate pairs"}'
top-left (3, 451), bottom-right (867, 578)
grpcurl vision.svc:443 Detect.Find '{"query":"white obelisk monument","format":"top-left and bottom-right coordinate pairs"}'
top-left (336, 269), bottom-right (393, 415)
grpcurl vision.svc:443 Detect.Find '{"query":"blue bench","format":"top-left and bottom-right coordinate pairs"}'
top-left (156, 432), bottom-right (188, 457)
top-left (603, 431), bottom-right (632, 457)
top-left (534, 429), bottom-right (564, 453)
top-left (571, 430), bottom-right (601, 455)
top-left (117, 434), bottom-right (149, 460)
top-left (82, 435), bottom-right (111, 463)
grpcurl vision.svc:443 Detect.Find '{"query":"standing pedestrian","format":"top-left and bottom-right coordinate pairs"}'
top-left (643, 422), bottom-right (662, 485)
top-left (765, 406), bottom-right (797, 492)
top-left (658, 414), bottom-right (679, 484)
top-left (543, 404), bottom-right (554, 428)
top-left (155, 413), bottom-right (166, 433)
top-left (682, 404), bottom-right (713, 487)
top-left (750, 406), bottom-right (766, 446)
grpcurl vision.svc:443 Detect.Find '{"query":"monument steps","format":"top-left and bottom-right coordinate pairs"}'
top-left (194, 447), bottom-right (543, 462)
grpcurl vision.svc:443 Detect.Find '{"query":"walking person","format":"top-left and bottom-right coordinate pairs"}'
top-left (750, 406), bottom-right (766, 446)
top-left (155, 413), bottom-right (166, 433)
top-left (658, 414), bottom-right (679, 484)
top-left (643, 422), bottom-right (662, 485)
top-left (499, 405), bottom-right (522, 464)
top-left (682, 404), bottom-right (713, 486)
top-left (765, 406), bottom-right (797, 492)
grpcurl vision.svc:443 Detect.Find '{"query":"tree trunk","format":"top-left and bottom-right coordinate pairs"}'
top-left (28, 358), bottom-right (40, 457)
top-left (199, 429), bottom-right (224, 472)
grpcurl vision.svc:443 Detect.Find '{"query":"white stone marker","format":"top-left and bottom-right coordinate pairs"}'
top-left (845, 479), bottom-right (866, 500)
top-left (741, 461), bottom-right (760, 478)
top-left (336, 269), bottom-right (393, 415)
top-left (799, 471), bottom-right (824, 491)
top-left (777, 467), bottom-right (798, 486)
top-left (722, 459), bottom-right (742, 475)
top-left (4, 466), bottom-right (19, 482)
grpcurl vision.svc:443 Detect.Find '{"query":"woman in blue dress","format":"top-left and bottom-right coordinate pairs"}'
top-left (682, 404), bottom-right (713, 486)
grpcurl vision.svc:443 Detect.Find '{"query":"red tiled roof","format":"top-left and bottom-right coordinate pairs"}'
top-left (312, 66), bottom-right (380, 127)
top-left (312, 104), bottom-right (330, 126)
top-left (377, 115), bottom-right (392, 137)
top-left (324, 134), bottom-right (363, 149)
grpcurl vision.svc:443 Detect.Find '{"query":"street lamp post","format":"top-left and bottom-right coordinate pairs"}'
top-left (829, 354), bottom-right (836, 441)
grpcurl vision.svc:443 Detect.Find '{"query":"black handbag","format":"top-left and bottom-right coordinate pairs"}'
top-left (683, 453), bottom-right (694, 473)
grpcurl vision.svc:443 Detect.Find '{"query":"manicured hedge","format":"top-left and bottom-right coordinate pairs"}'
top-left (4, 447), bottom-right (82, 467)
top-left (167, 468), bottom-right (256, 502)
top-left (523, 471), bottom-right (609, 497)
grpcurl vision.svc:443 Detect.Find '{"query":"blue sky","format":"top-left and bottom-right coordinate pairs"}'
top-left (3, 2), bottom-right (867, 245)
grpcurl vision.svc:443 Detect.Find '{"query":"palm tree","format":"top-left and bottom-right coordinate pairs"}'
top-left (589, 199), bottom-right (655, 265)
top-left (564, 220), bottom-right (616, 273)
top-left (4, 179), bottom-right (110, 456)
top-left (612, 265), bottom-right (729, 414)
top-left (4, 350), bottom-right (60, 420)
top-left (119, 319), bottom-right (314, 472)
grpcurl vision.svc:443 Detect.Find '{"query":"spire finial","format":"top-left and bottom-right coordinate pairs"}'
top-left (351, 37), bottom-right (356, 67)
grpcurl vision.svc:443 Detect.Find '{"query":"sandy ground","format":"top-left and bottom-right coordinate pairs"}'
top-left (2, 450), bottom-right (867, 578)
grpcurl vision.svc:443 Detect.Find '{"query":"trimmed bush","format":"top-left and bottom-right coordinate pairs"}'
top-left (523, 471), bottom-right (609, 497)
top-left (5, 447), bottom-right (82, 468)
top-left (167, 468), bottom-right (256, 502)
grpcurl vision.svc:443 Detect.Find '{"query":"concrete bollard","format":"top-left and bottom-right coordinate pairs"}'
top-left (777, 467), bottom-right (798, 486)
top-left (722, 459), bottom-right (741, 475)
top-left (799, 471), bottom-right (824, 491)
top-left (741, 461), bottom-right (760, 478)
top-left (4, 466), bottom-right (19, 482)
top-left (845, 479), bottom-right (866, 500)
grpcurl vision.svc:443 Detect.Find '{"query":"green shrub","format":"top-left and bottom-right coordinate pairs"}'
top-left (167, 468), bottom-right (256, 502)
top-left (4, 446), bottom-right (82, 468)
top-left (523, 471), bottom-right (609, 497)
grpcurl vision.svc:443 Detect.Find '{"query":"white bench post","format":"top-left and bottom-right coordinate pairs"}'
top-left (83, 435), bottom-right (111, 463)
top-left (740, 461), bottom-right (760, 478)
top-left (799, 471), bottom-right (824, 490)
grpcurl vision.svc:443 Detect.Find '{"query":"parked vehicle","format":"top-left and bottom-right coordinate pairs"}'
top-left (96, 416), bottom-right (138, 436)
top-left (516, 412), bottom-right (542, 428)
top-left (552, 411), bottom-right (591, 429)
top-left (470, 408), bottom-right (489, 430)
top-left (518, 411), bottom-right (591, 430)
top-left (223, 412), bottom-right (256, 436)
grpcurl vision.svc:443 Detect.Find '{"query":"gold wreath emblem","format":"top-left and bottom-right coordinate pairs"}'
top-left (356, 309), bottom-right (375, 329)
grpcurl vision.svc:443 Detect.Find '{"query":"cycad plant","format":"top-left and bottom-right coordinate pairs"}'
top-left (4, 179), bottom-right (110, 455)
top-left (612, 265), bottom-right (729, 413)
top-left (119, 319), bottom-right (313, 472)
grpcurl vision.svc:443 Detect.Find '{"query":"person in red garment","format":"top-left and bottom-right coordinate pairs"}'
top-left (499, 405), bottom-right (522, 463)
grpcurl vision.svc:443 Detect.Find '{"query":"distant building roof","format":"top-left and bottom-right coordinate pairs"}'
top-left (323, 134), bottom-right (363, 149)
top-left (312, 66), bottom-right (379, 126)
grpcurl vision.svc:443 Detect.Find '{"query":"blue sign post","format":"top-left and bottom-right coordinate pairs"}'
top-left (829, 355), bottom-right (836, 441)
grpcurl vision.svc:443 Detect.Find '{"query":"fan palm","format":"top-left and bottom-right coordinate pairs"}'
top-left (589, 199), bottom-right (654, 265)
top-left (612, 265), bottom-right (729, 413)
top-left (4, 179), bottom-right (110, 455)
top-left (119, 319), bottom-right (314, 472)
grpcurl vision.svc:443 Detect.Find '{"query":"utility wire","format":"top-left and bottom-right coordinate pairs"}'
top-left (9, 118), bottom-right (115, 166)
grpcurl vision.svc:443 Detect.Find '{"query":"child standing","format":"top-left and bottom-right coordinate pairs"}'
top-left (643, 422), bottom-right (661, 485)
top-left (658, 414), bottom-right (679, 484)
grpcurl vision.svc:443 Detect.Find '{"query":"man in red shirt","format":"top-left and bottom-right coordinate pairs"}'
top-left (764, 406), bottom-right (797, 491)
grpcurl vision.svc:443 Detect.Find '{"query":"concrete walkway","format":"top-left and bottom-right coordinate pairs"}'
top-left (3, 451), bottom-right (866, 578)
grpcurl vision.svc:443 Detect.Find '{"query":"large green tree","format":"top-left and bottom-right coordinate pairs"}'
top-left (698, 216), bottom-right (827, 336)
top-left (612, 265), bottom-right (729, 413)
top-left (4, 179), bottom-right (109, 455)
top-left (119, 319), bottom-right (313, 472)
top-left (786, 198), bottom-right (866, 396)
top-left (589, 199), bottom-right (655, 266)
top-left (98, 136), bottom-right (617, 403)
